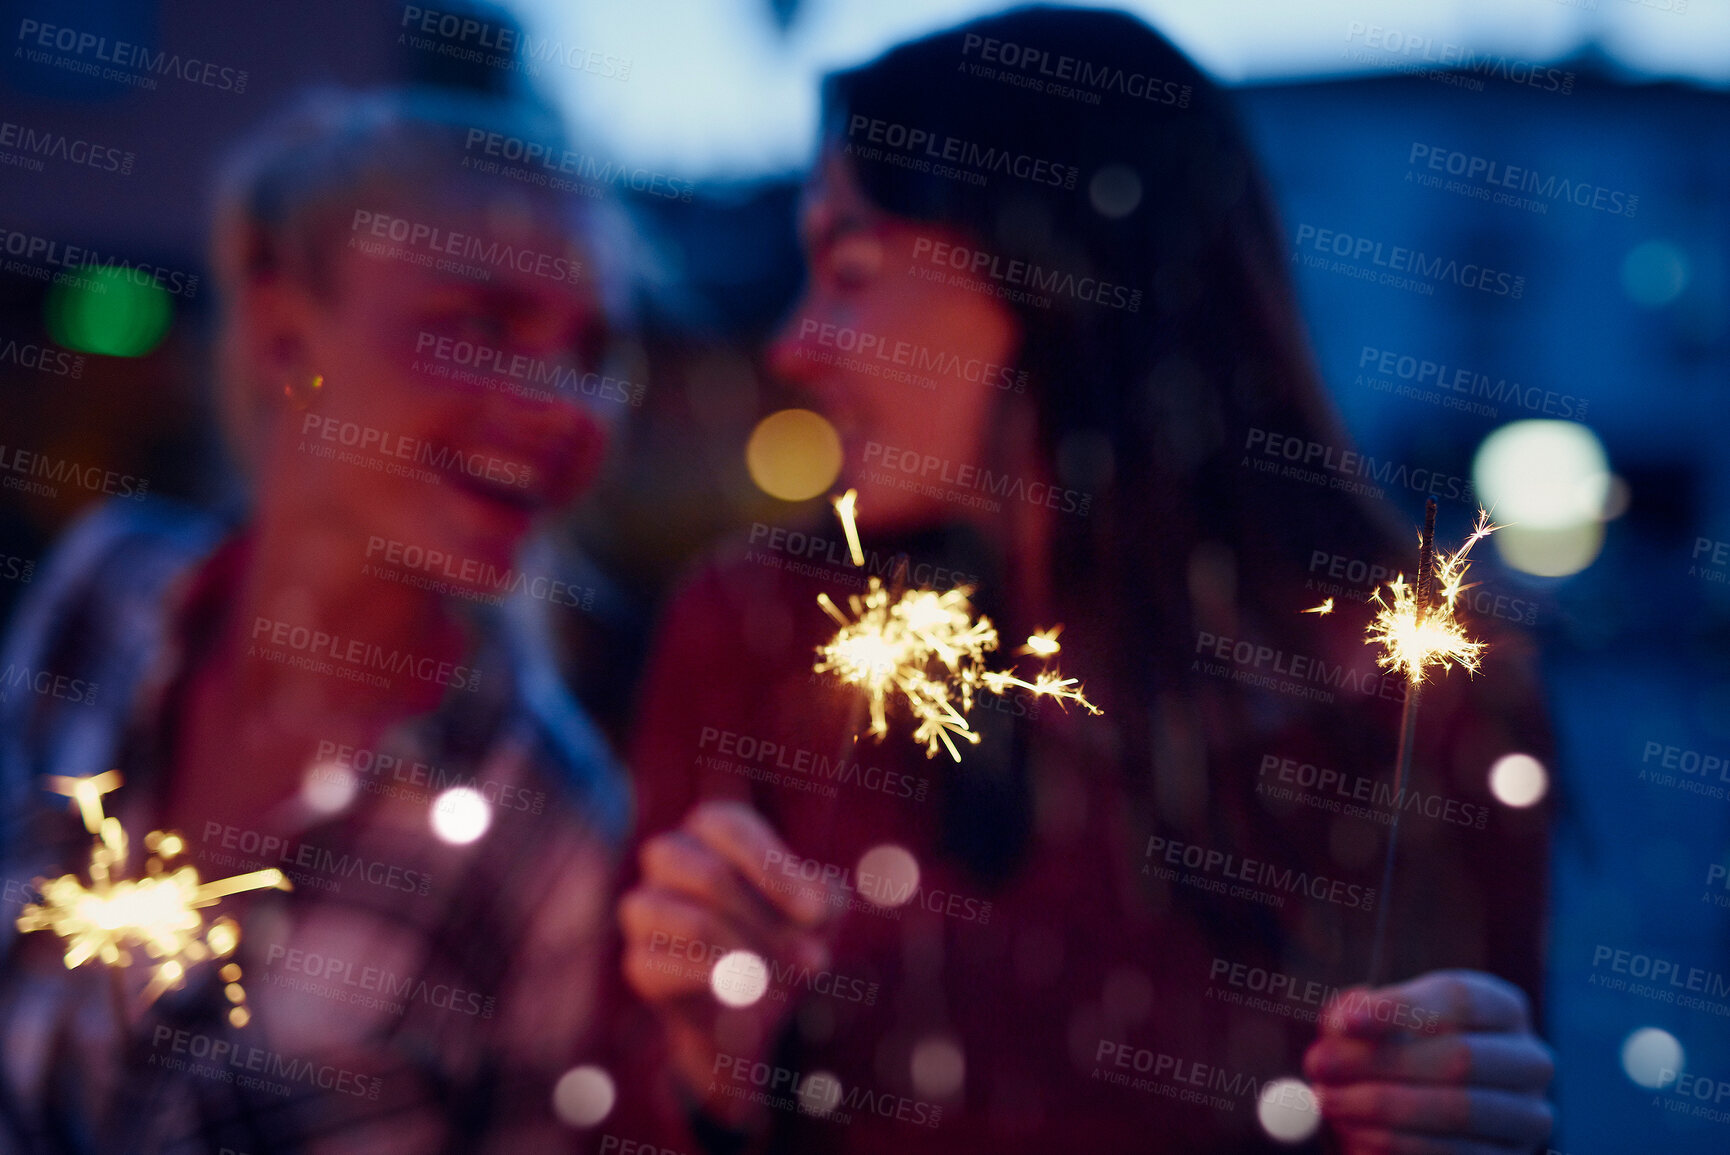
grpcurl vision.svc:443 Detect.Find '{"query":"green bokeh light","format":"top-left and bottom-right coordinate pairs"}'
top-left (45, 266), bottom-right (173, 357)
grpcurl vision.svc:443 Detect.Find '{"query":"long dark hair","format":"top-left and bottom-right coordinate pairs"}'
top-left (820, 6), bottom-right (1550, 985)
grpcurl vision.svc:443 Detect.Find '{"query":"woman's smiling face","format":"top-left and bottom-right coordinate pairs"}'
top-left (264, 193), bottom-right (614, 578)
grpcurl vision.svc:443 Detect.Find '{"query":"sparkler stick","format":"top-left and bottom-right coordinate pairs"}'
top-left (1350, 500), bottom-right (1498, 987)
top-left (17, 773), bottom-right (291, 1027)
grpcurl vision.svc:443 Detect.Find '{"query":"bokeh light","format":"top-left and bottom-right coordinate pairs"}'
top-left (1620, 1027), bottom-right (1683, 1089)
top-left (910, 1035), bottom-right (966, 1099)
top-left (1473, 420), bottom-right (1612, 577)
top-left (300, 761), bottom-right (358, 815)
top-left (429, 787), bottom-right (492, 844)
top-left (1256, 1078), bottom-right (1321, 1144)
top-left (711, 948), bottom-right (770, 1008)
top-left (745, 407), bottom-right (842, 501)
top-left (797, 1070), bottom-right (843, 1117)
top-left (856, 844), bottom-right (920, 910)
top-left (1489, 753), bottom-right (1549, 808)
top-left (45, 266), bottom-right (173, 357)
top-left (552, 1064), bottom-right (616, 1127)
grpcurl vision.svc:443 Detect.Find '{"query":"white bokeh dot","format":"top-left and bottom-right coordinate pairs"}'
top-left (711, 949), bottom-right (770, 1008)
top-left (1257, 1078), bottom-right (1321, 1144)
top-left (798, 1070), bottom-right (843, 1117)
top-left (430, 786), bottom-right (492, 844)
top-left (1621, 1027), bottom-right (1683, 1089)
top-left (300, 761), bottom-right (357, 815)
top-left (1489, 753), bottom-right (1549, 808)
top-left (552, 1065), bottom-right (616, 1128)
top-left (856, 844), bottom-right (920, 909)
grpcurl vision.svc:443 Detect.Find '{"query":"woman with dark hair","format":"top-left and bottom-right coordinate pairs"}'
top-left (614, 7), bottom-right (1555, 1154)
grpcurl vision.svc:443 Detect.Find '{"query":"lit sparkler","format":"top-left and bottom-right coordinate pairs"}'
top-left (1303, 501), bottom-right (1500, 985)
top-left (833, 488), bottom-right (865, 568)
top-left (1365, 507), bottom-right (1497, 685)
top-left (812, 495), bottom-right (1099, 760)
top-left (16, 772), bottom-right (291, 1026)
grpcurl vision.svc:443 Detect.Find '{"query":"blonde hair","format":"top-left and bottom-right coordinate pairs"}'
top-left (208, 86), bottom-right (577, 473)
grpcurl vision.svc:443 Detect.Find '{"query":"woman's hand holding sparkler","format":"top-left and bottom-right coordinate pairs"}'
top-left (1304, 969), bottom-right (1555, 1154)
top-left (620, 801), bottom-right (837, 1124)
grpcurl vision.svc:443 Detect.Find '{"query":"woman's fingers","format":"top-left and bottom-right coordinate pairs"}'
top-left (682, 800), bottom-right (831, 927)
top-left (619, 887), bottom-right (748, 1001)
top-left (1318, 1083), bottom-right (1554, 1147)
top-left (1305, 1032), bottom-right (1555, 1091)
top-left (1322, 972), bottom-right (1532, 1039)
top-left (638, 830), bottom-right (827, 968)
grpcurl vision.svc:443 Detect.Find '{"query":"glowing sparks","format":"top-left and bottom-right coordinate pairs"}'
top-left (815, 577), bottom-right (995, 760)
top-left (812, 495), bottom-right (1100, 760)
top-left (833, 488), bottom-right (865, 567)
top-left (17, 774), bottom-right (290, 1025)
top-left (1365, 509), bottom-right (1499, 684)
top-left (1017, 626), bottom-right (1063, 657)
top-left (1303, 598), bottom-right (1334, 616)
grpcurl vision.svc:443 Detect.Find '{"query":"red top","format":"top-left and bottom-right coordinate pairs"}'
top-left (601, 537), bottom-right (1552, 1154)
